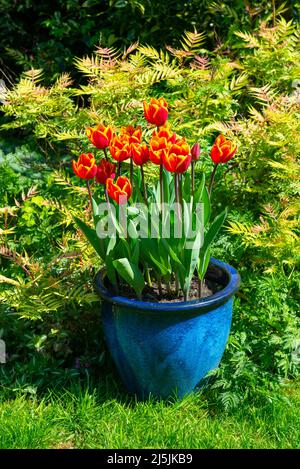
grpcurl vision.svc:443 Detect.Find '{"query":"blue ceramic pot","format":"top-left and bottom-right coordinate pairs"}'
top-left (95, 258), bottom-right (240, 399)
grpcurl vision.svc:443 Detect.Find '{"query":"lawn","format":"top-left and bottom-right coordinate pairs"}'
top-left (0, 0), bottom-right (299, 451)
top-left (1, 376), bottom-right (300, 449)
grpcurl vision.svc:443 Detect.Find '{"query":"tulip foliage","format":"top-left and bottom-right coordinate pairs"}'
top-left (73, 98), bottom-right (236, 300)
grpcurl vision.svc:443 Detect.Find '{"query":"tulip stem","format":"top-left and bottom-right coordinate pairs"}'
top-left (160, 164), bottom-right (164, 217)
top-left (145, 264), bottom-right (152, 288)
top-left (141, 165), bottom-right (148, 207)
top-left (86, 180), bottom-right (93, 209)
top-left (179, 173), bottom-right (183, 207)
top-left (105, 189), bottom-right (110, 206)
top-left (165, 278), bottom-right (171, 295)
top-left (117, 161), bottom-right (121, 177)
top-left (191, 161), bottom-right (195, 196)
top-left (174, 173), bottom-right (182, 224)
top-left (208, 163), bottom-right (218, 196)
top-left (175, 273), bottom-right (179, 296)
top-left (157, 276), bottom-right (163, 296)
top-left (198, 278), bottom-right (204, 298)
top-left (130, 158), bottom-right (133, 185)
top-left (103, 147), bottom-right (109, 161)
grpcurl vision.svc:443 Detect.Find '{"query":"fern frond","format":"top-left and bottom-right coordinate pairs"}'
top-left (122, 42), bottom-right (139, 59)
top-left (14, 186), bottom-right (39, 208)
top-left (128, 51), bottom-right (148, 69)
top-left (166, 46), bottom-right (193, 61)
top-left (95, 46), bottom-right (120, 61)
top-left (203, 121), bottom-right (238, 134)
top-left (52, 130), bottom-right (82, 140)
top-left (250, 84), bottom-right (278, 105)
top-left (136, 61), bottom-right (180, 85)
top-left (138, 44), bottom-right (161, 60)
top-left (235, 31), bottom-right (260, 48)
top-left (0, 227), bottom-right (16, 236)
top-left (54, 73), bottom-right (73, 90)
top-left (248, 105), bottom-right (265, 122)
top-left (23, 68), bottom-right (44, 83)
top-left (74, 55), bottom-right (102, 78)
top-left (190, 54), bottom-right (210, 70)
top-left (275, 16), bottom-right (295, 39)
top-left (180, 30), bottom-right (206, 54)
top-left (0, 275), bottom-right (21, 286)
top-left (230, 73), bottom-right (248, 93)
top-left (52, 170), bottom-right (87, 195)
top-left (226, 220), bottom-right (257, 238)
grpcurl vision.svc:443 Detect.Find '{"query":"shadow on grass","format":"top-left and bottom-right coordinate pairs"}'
top-left (0, 351), bottom-right (217, 413)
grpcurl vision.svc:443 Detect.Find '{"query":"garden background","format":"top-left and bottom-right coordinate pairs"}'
top-left (0, 0), bottom-right (300, 449)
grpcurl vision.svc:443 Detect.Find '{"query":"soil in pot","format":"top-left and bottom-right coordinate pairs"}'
top-left (104, 264), bottom-right (227, 303)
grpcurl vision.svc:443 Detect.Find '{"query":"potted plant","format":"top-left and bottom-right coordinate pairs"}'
top-left (72, 97), bottom-right (240, 399)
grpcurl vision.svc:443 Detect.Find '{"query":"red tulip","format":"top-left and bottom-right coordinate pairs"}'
top-left (149, 136), bottom-right (170, 165)
top-left (106, 176), bottom-right (132, 205)
top-left (191, 142), bottom-right (201, 161)
top-left (86, 124), bottom-right (114, 150)
top-left (72, 153), bottom-right (97, 180)
top-left (152, 126), bottom-right (176, 143)
top-left (121, 125), bottom-right (142, 144)
top-left (143, 97), bottom-right (168, 127)
top-left (131, 143), bottom-right (149, 166)
top-left (162, 138), bottom-right (191, 174)
top-left (109, 134), bottom-right (132, 162)
top-left (211, 135), bottom-right (237, 164)
top-left (96, 159), bottom-right (116, 185)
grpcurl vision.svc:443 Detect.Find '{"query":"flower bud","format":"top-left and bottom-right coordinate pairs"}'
top-left (191, 142), bottom-right (200, 161)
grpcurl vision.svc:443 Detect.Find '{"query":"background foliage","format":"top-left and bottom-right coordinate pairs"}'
top-left (0, 2), bottom-right (299, 413)
top-left (1, 0), bottom-right (299, 83)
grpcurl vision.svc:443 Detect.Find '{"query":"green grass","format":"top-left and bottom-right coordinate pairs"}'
top-left (1, 378), bottom-right (299, 449)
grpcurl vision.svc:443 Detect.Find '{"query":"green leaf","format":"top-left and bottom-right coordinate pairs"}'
top-left (198, 209), bottom-right (227, 281)
top-left (92, 196), bottom-right (99, 218)
top-left (132, 240), bottom-right (140, 265)
top-left (112, 258), bottom-right (145, 299)
top-left (195, 173), bottom-right (211, 225)
top-left (198, 247), bottom-right (211, 281)
top-left (147, 250), bottom-right (170, 276)
top-left (183, 231), bottom-right (202, 295)
top-left (163, 167), bottom-right (171, 205)
top-left (73, 216), bottom-right (104, 260)
top-left (183, 172), bottom-right (191, 202)
top-left (106, 254), bottom-right (118, 286)
top-left (202, 208), bottom-right (227, 254)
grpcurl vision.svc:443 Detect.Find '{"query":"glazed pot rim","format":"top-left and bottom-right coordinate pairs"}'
top-left (94, 257), bottom-right (240, 313)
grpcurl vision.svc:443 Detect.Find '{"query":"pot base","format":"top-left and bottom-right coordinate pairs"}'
top-left (96, 258), bottom-right (240, 399)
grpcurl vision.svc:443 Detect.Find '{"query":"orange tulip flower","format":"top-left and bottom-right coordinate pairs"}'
top-left (72, 153), bottom-right (97, 180)
top-left (152, 126), bottom-right (176, 143)
top-left (106, 176), bottom-right (132, 205)
top-left (96, 159), bottom-right (116, 185)
top-left (149, 136), bottom-right (170, 165)
top-left (162, 138), bottom-right (191, 174)
top-left (121, 125), bottom-right (142, 144)
top-left (109, 134), bottom-right (132, 162)
top-left (210, 135), bottom-right (237, 164)
top-left (143, 97), bottom-right (168, 127)
top-left (86, 124), bottom-right (114, 150)
top-left (131, 143), bottom-right (149, 166)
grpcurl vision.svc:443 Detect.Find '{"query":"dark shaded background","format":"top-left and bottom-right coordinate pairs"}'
top-left (1, 0), bottom-right (299, 84)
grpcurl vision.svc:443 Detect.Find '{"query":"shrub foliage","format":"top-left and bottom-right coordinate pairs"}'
top-left (0, 13), bottom-right (299, 407)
